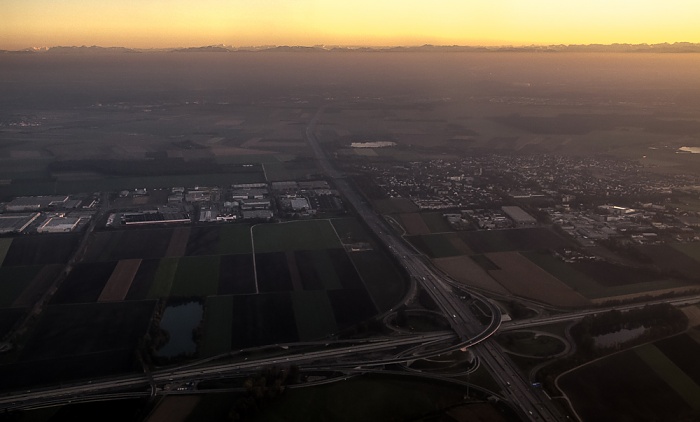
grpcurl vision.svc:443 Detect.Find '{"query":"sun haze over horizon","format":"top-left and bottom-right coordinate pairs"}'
top-left (3, 0), bottom-right (699, 50)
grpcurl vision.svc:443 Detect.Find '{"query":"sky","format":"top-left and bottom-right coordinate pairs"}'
top-left (2, 0), bottom-right (699, 49)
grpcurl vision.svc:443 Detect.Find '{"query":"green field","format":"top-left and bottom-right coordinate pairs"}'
top-left (291, 290), bottom-right (338, 341)
top-left (253, 220), bottom-right (341, 253)
top-left (636, 344), bottom-right (700, 411)
top-left (146, 258), bottom-right (179, 299)
top-left (0, 238), bottom-right (12, 267)
top-left (350, 250), bottom-right (406, 312)
top-left (0, 265), bottom-right (42, 307)
top-left (522, 251), bottom-right (603, 298)
top-left (262, 160), bottom-right (320, 182)
top-left (305, 250), bottom-right (342, 290)
top-left (200, 295), bottom-right (233, 357)
top-left (496, 331), bottom-right (566, 358)
top-left (408, 234), bottom-right (461, 258)
top-left (523, 251), bottom-right (696, 299)
top-left (250, 374), bottom-right (512, 422)
top-left (0, 172), bottom-right (266, 197)
top-left (330, 217), bottom-right (372, 244)
top-left (672, 242), bottom-right (700, 262)
top-left (170, 256), bottom-right (221, 297)
top-left (421, 212), bottom-right (453, 233)
top-left (217, 224), bottom-right (253, 255)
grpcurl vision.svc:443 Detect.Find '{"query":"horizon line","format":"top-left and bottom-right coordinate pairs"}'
top-left (5, 41), bottom-right (700, 52)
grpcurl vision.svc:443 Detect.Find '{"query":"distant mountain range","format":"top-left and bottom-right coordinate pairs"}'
top-left (4, 43), bottom-right (700, 54)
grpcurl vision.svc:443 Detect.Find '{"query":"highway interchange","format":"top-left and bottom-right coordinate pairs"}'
top-left (4, 106), bottom-right (700, 419)
top-left (306, 106), bottom-right (567, 421)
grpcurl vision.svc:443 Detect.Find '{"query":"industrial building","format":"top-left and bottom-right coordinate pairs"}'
top-left (5, 196), bottom-right (70, 212)
top-left (37, 216), bottom-right (81, 233)
top-left (239, 199), bottom-right (270, 210)
top-left (0, 213), bottom-right (41, 234)
top-left (501, 206), bottom-right (538, 226)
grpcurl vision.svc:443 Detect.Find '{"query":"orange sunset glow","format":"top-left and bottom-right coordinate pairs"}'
top-left (3, 0), bottom-right (700, 49)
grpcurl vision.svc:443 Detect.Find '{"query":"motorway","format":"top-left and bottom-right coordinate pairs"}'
top-left (305, 106), bottom-right (566, 421)
top-left (0, 332), bottom-right (457, 411)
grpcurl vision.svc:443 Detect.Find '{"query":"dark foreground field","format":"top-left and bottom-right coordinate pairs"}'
top-left (0, 218), bottom-right (408, 385)
top-left (7, 374), bottom-right (520, 422)
top-left (559, 330), bottom-right (700, 421)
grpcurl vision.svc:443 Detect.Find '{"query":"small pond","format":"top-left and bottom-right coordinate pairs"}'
top-left (156, 301), bottom-right (203, 358)
top-left (594, 326), bottom-right (645, 348)
top-left (350, 141), bottom-right (397, 148)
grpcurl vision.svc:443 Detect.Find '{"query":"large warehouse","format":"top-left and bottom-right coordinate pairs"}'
top-left (501, 206), bottom-right (538, 227)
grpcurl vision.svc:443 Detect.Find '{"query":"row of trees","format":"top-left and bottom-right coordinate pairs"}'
top-left (228, 365), bottom-right (300, 421)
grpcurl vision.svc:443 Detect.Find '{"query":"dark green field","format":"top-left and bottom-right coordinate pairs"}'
top-left (330, 217), bottom-right (373, 244)
top-left (407, 233), bottom-right (462, 258)
top-left (51, 262), bottom-right (117, 304)
top-left (253, 220), bottom-right (342, 253)
top-left (218, 254), bottom-right (255, 294)
top-left (0, 265), bottom-right (43, 307)
top-left (0, 237), bottom-right (12, 266)
top-left (200, 295), bottom-right (234, 357)
top-left (348, 249), bottom-right (406, 312)
top-left (85, 228), bottom-right (173, 262)
top-left (0, 300), bottom-right (156, 390)
top-left (560, 335), bottom-right (700, 422)
top-left (0, 218), bottom-right (408, 373)
top-left (421, 212), bottom-right (453, 233)
top-left (0, 308), bottom-right (25, 339)
top-left (672, 242), bottom-right (700, 263)
top-left (1, 233), bottom-right (80, 267)
top-left (635, 244), bottom-right (700, 279)
top-left (459, 228), bottom-right (572, 254)
top-left (249, 374), bottom-right (517, 422)
top-left (0, 171), bottom-right (266, 198)
top-left (170, 255), bottom-right (221, 297)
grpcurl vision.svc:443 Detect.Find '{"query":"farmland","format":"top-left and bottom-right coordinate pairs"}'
top-left (396, 212), bottom-right (454, 236)
top-left (407, 232), bottom-right (472, 258)
top-left (673, 242), bottom-right (700, 263)
top-left (485, 252), bottom-right (589, 307)
top-left (1, 233), bottom-right (80, 267)
top-left (522, 251), bottom-right (697, 301)
top-left (0, 300), bottom-right (155, 389)
top-left (559, 331), bottom-right (700, 421)
top-left (634, 244), bottom-right (700, 280)
top-left (98, 259), bottom-right (142, 302)
top-left (199, 295), bottom-right (233, 357)
top-left (398, 213), bottom-right (430, 235)
top-left (51, 262), bottom-right (117, 305)
top-left (252, 220), bottom-right (341, 253)
top-left (85, 229), bottom-right (173, 262)
top-left (0, 265), bottom-right (43, 307)
top-left (0, 216), bottom-right (408, 384)
top-left (0, 237), bottom-right (12, 266)
top-left (433, 256), bottom-right (509, 295)
top-left (459, 228), bottom-right (572, 254)
top-left (247, 374), bottom-right (518, 422)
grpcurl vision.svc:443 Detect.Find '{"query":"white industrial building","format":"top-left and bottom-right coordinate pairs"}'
top-left (37, 216), bottom-right (81, 233)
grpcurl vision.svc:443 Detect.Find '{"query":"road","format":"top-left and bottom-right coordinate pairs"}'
top-left (501, 293), bottom-right (700, 331)
top-left (0, 332), bottom-right (458, 411)
top-left (305, 106), bottom-right (567, 421)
